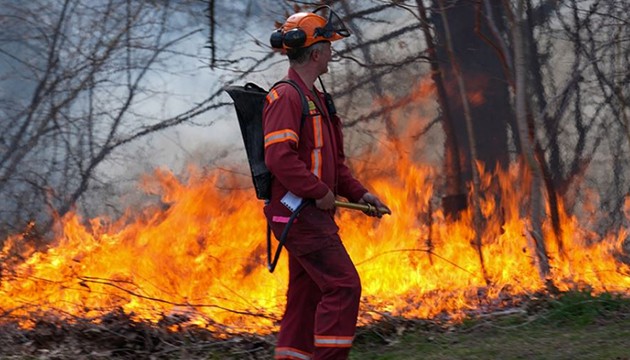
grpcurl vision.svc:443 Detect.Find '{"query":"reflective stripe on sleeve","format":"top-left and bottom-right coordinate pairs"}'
top-left (266, 89), bottom-right (280, 104)
top-left (265, 129), bottom-right (299, 148)
top-left (274, 347), bottom-right (312, 359)
top-left (313, 335), bottom-right (354, 348)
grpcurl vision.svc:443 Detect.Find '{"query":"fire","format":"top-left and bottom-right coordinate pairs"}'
top-left (1, 145), bottom-right (629, 335)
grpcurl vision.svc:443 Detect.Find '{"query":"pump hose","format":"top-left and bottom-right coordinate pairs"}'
top-left (267, 199), bottom-right (311, 273)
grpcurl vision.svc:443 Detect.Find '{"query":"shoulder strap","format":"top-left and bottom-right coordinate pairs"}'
top-left (265, 80), bottom-right (311, 274)
top-left (271, 79), bottom-right (310, 130)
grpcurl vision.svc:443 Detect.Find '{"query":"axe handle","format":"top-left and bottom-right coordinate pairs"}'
top-left (334, 200), bottom-right (391, 215)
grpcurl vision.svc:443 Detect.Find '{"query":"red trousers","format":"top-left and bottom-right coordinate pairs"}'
top-left (271, 218), bottom-right (361, 360)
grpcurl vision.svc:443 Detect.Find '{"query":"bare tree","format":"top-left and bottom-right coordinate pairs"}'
top-left (2, 0), bottom-right (629, 268)
top-left (520, 0), bottom-right (629, 230)
top-left (509, 0), bottom-right (551, 281)
top-left (0, 0), bottom-right (223, 238)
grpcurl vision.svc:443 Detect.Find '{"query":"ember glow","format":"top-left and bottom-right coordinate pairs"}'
top-left (1, 145), bottom-right (629, 335)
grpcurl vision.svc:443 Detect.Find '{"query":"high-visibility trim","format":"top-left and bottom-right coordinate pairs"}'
top-left (274, 347), bottom-right (312, 359)
top-left (314, 335), bottom-right (354, 348)
top-left (312, 116), bottom-right (323, 148)
top-left (311, 148), bottom-right (322, 178)
top-left (272, 216), bottom-right (297, 224)
top-left (310, 115), bottom-right (323, 178)
top-left (266, 89), bottom-right (280, 104)
top-left (307, 99), bottom-right (321, 116)
top-left (265, 129), bottom-right (299, 148)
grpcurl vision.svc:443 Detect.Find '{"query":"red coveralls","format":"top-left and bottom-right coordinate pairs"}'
top-left (263, 68), bottom-right (368, 360)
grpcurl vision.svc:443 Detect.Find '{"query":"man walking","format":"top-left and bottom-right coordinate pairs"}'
top-left (263, 6), bottom-right (390, 360)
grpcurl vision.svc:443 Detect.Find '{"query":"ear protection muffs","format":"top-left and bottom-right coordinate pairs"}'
top-left (270, 28), bottom-right (309, 49)
top-left (269, 29), bottom-right (284, 49)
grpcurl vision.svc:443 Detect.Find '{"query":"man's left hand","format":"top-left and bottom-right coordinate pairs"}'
top-left (359, 192), bottom-right (391, 218)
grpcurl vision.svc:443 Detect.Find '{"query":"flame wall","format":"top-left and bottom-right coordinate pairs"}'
top-left (1, 151), bottom-right (629, 334)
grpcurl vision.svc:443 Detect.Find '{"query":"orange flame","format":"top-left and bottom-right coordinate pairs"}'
top-left (1, 153), bottom-right (629, 334)
top-left (1, 79), bottom-right (629, 333)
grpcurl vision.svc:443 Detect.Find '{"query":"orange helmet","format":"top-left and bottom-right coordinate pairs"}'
top-left (270, 6), bottom-right (350, 50)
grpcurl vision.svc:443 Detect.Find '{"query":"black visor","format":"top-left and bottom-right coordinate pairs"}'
top-left (313, 5), bottom-right (351, 39)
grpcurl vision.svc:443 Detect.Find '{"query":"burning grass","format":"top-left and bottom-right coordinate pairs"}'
top-left (0, 291), bottom-right (628, 359)
top-left (0, 308), bottom-right (276, 359)
top-left (1, 144), bottom-right (630, 349)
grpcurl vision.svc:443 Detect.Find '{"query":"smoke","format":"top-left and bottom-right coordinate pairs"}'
top-left (0, 0), bottom-right (433, 235)
top-left (80, 0), bottom-right (291, 220)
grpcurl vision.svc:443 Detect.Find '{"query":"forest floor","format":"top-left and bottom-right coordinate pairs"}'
top-left (0, 291), bottom-right (629, 359)
top-left (349, 308), bottom-right (630, 359)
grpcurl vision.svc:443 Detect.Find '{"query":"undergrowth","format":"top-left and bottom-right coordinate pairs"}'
top-left (350, 290), bottom-right (630, 360)
top-left (535, 290), bottom-right (630, 326)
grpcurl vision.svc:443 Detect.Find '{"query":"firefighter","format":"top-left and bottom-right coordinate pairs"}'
top-left (263, 6), bottom-right (390, 360)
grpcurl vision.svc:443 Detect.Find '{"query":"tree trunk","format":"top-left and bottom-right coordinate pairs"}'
top-left (431, 0), bottom-right (513, 186)
top-left (511, 0), bottom-right (551, 282)
top-left (437, 0), bottom-right (489, 285)
top-left (416, 0), bottom-right (466, 219)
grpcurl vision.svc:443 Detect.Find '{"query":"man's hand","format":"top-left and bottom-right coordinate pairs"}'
top-left (315, 190), bottom-right (336, 210)
top-left (359, 192), bottom-right (391, 218)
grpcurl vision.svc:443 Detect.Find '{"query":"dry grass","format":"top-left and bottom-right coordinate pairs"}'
top-left (351, 291), bottom-right (630, 359)
top-left (0, 291), bottom-right (628, 359)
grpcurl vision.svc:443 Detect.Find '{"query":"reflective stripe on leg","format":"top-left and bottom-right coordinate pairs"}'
top-left (274, 346), bottom-right (312, 359)
top-left (313, 335), bottom-right (354, 348)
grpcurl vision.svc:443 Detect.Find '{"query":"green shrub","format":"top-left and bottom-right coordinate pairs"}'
top-left (539, 290), bottom-right (630, 326)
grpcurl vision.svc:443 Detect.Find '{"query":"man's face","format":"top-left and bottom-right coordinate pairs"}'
top-left (315, 42), bottom-right (332, 75)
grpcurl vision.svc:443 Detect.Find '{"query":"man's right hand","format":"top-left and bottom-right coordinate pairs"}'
top-left (315, 190), bottom-right (335, 210)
